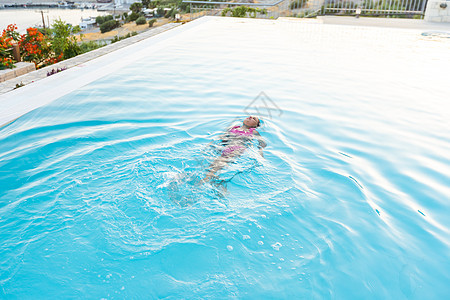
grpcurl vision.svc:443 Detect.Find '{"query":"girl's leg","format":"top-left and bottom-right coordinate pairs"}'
top-left (203, 147), bottom-right (245, 182)
top-left (204, 156), bottom-right (230, 182)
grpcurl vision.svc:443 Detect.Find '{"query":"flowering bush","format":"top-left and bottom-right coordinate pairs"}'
top-left (19, 27), bottom-right (59, 69)
top-left (2, 19), bottom-right (109, 71)
top-left (47, 67), bottom-right (67, 76)
top-left (0, 24), bottom-right (19, 70)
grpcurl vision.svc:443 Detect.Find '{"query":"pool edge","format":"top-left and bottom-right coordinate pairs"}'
top-left (0, 17), bottom-right (214, 129)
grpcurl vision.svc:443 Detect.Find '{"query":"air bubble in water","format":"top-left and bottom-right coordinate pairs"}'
top-left (227, 245), bottom-right (233, 251)
top-left (272, 242), bottom-right (282, 251)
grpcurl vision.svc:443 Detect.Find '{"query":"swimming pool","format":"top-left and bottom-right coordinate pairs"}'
top-left (1, 17), bottom-right (450, 298)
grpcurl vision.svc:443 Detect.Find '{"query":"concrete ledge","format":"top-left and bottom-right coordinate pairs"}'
top-left (0, 62), bottom-right (36, 83)
top-left (278, 17), bottom-right (323, 24)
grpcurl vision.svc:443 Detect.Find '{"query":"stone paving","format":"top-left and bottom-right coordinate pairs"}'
top-left (0, 22), bottom-right (182, 95)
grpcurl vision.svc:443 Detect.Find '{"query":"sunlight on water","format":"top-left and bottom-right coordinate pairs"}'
top-left (1, 18), bottom-right (450, 298)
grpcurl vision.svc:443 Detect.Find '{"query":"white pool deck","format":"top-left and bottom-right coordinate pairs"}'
top-left (0, 16), bottom-right (449, 128)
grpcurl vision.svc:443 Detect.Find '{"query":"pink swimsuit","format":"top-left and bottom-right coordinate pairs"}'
top-left (221, 126), bottom-right (255, 157)
top-left (229, 126), bottom-right (255, 136)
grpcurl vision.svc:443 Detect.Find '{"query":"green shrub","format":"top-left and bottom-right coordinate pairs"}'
top-left (136, 16), bottom-right (147, 25)
top-left (179, 1), bottom-right (189, 13)
top-left (232, 6), bottom-right (247, 17)
top-left (37, 27), bottom-right (52, 36)
top-left (111, 31), bottom-right (137, 44)
top-left (72, 25), bottom-right (81, 33)
top-left (51, 19), bottom-right (81, 59)
top-left (95, 15), bottom-right (103, 25)
top-left (111, 35), bottom-right (120, 43)
top-left (320, 1), bottom-right (357, 15)
top-left (80, 40), bottom-right (106, 53)
top-left (14, 82), bottom-right (25, 89)
top-left (127, 12), bottom-right (140, 22)
top-left (222, 8), bottom-right (230, 17)
top-left (157, 8), bottom-right (164, 17)
top-left (164, 8), bottom-right (174, 18)
top-left (100, 20), bottom-right (119, 33)
top-left (148, 19), bottom-right (157, 27)
top-left (290, 0), bottom-right (308, 10)
top-left (296, 10), bottom-right (314, 18)
top-left (221, 6), bottom-right (261, 18)
top-left (169, 9), bottom-right (179, 19)
top-left (96, 15), bottom-right (114, 25)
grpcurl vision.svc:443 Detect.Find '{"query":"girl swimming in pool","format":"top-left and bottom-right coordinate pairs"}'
top-left (203, 116), bottom-right (266, 182)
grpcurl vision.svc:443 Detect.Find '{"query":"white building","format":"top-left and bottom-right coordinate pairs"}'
top-left (115, 0), bottom-right (141, 4)
top-left (79, 18), bottom-right (96, 30)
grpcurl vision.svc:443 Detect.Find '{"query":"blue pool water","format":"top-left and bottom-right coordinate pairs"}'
top-left (1, 18), bottom-right (450, 298)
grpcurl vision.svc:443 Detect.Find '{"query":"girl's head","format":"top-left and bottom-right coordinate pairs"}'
top-left (243, 116), bottom-right (260, 128)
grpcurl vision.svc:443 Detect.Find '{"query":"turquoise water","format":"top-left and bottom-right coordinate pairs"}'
top-left (1, 19), bottom-right (450, 298)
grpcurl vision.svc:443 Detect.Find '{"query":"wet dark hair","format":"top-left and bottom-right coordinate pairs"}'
top-left (256, 118), bottom-right (261, 127)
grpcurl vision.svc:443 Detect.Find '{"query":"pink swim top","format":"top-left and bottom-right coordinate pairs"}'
top-left (229, 125), bottom-right (255, 136)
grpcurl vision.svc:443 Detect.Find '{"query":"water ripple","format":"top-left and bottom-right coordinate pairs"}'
top-left (1, 20), bottom-right (450, 298)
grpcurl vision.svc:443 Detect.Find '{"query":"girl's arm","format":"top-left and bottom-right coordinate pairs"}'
top-left (254, 130), bottom-right (266, 157)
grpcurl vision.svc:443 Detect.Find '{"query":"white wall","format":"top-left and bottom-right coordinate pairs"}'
top-left (425, 0), bottom-right (450, 22)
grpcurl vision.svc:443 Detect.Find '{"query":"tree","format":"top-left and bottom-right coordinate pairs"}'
top-left (130, 2), bottom-right (143, 14)
top-left (148, 0), bottom-right (159, 9)
top-left (127, 12), bottom-right (140, 22)
top-left (100, 20), bottom-right (119, 33)
top-left (96, 15), bottom-right (114, 25)
top-left (156, 7), bottom-right (164, 17)
top-left (20, 27), bottom-right (58, 68)
top-left (141, 0), bottom-right (151, 8)
top-left (51, 19), bottom-right (81, 60)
